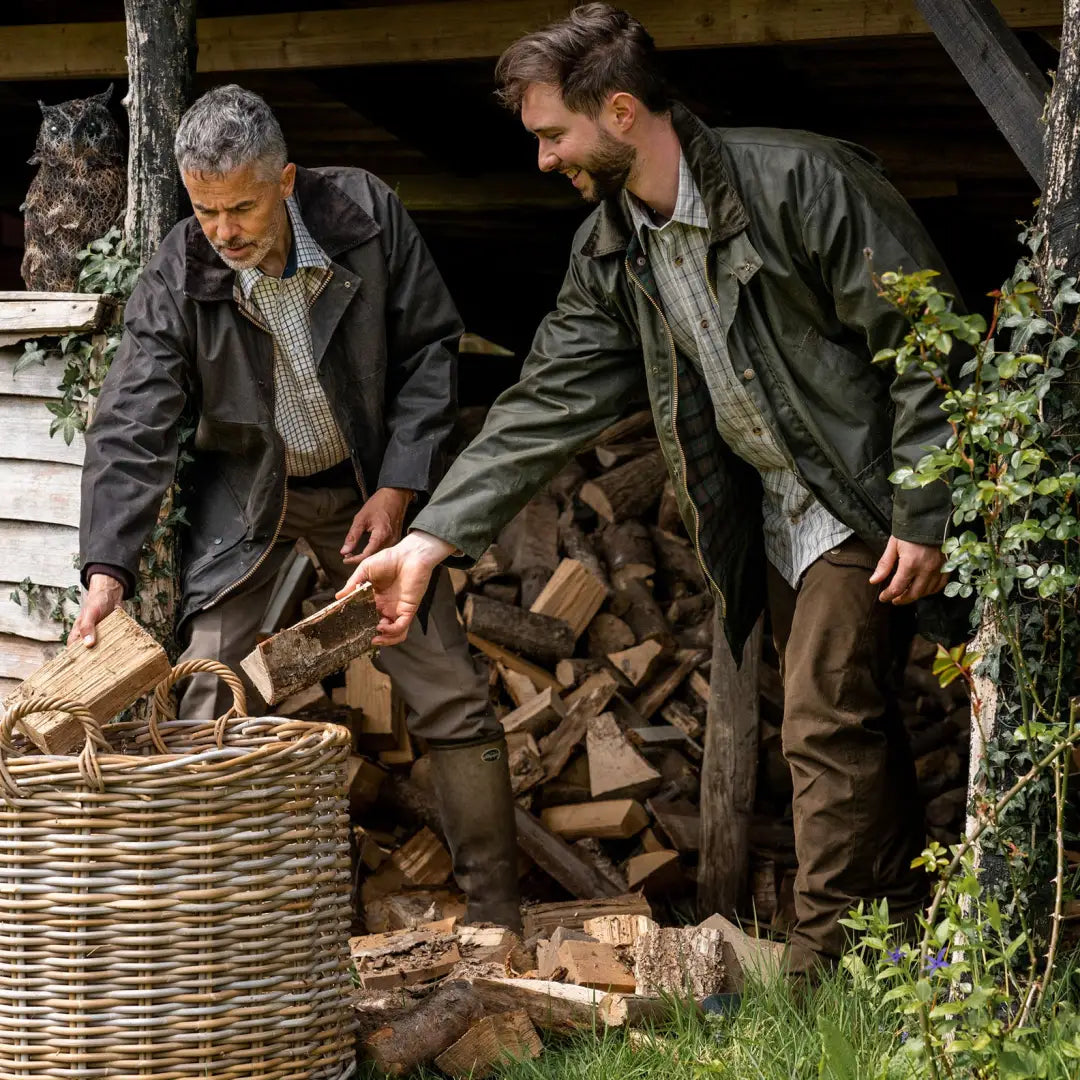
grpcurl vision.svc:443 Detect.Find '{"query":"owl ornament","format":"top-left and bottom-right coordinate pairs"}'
top-left (20, 84), bottom-right (127, 293)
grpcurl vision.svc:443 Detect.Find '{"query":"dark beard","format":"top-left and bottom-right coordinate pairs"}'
top-left (580, 131), bottom-right (635, 202)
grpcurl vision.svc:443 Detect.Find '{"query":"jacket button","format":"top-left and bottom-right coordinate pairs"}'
top-left (344, 281), bottom-right (352, 288)
top-left (213, 537), bottom-right (222, 545)
top-left (636, 256), bottom-right (646, 267)
top-left (743, 368), bottom-right (755, 380)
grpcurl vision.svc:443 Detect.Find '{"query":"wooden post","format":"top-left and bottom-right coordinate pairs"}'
top-left (915, 0), bottom-right (1049, 186)
top-left (698, 613), bottom-right (761, 917)
top-left (122, 0), bottom-right (197, 654)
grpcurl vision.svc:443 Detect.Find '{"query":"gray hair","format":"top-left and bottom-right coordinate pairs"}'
top-left (174, 84), bottom-right (287, 178)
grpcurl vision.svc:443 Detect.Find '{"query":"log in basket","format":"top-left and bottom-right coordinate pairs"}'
top-left (0, 659), bottom-right (356, 1079)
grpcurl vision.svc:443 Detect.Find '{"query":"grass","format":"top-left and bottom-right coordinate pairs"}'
top-left (356, 962), bottom-right (1080, 1079)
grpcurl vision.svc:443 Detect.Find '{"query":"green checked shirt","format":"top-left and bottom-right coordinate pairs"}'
top-left (235, 196), bottom-right (351, 477)
top-left (624, 154), bottom-right (852, 585)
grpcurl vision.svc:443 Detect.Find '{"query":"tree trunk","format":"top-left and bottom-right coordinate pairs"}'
top-left (122, 0), bottom-right (196, 656)
top-left (123, 0), bottom-right (197, 265)
top-left (698, 614), bottom-right (761, 917)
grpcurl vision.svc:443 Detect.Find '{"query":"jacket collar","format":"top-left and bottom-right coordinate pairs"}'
top-left (184, 166), bottom-right (381, 302)
top-left (580, 103), bottom-right (749, 258)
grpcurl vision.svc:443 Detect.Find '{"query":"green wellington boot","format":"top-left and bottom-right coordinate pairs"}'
top-left (427, 735), bottom-right (523, 932)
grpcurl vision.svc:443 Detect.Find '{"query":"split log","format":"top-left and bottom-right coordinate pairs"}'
top-left (506, 732), bottom-right (545, 795)
top-left (582, 409), bottom-right (655, 451)
top-left (434, 1011), bottom-right (542, 1079)
top-left (610, 578), bottom-right (672, 645)
top-left (539, 671), bottom-right (619, 779)
top-left (595, 438), bottom-right (662, 469)
top-left (240, 584), bottom-right (378, 705)
top-left (276, 682), bottom-right (328, 717)
top-left (607, 640), bottom-right (665, 687)
top-left (697, 912), bottom-right (784, 991)
top-left (501, 686), bottom-right (565, 737)
top-left (633, 649), bottom-right (708, 721)
top-left (540, 798), bottom-right (649, 840)
top-left (630, 725), bottom-right (703, 762)
top-left (587, 614), bottom-right (636, 659)
top-left (529, 558), bottom-right (607, 638)
top-left (256, 548), bottom-right (317, 641)
top-left (586, 712), bottom-right (662, 800)
top-left (649, 527), bottom-right (705, 587)
top-left (343, 652), bottom-right (401, 751)
top-left (634, 925), bottom-right (725, 997)
top-left (557, 508), bottom-right (611, 592)
top-left (346, 755), bottom-right (384, 813)
top-left (579, 450), bottom-right (667, 523)
top-left (597, 521), bottom-right (655, 589)
top-left (464, 594), bottom-right (575, 666)
top-left (390, 827), bottom-right (453, 886)
top-left (513, 805), bottom-right (623, 899)
top-left (363, 981), bottom-right (485, 1076)
top-left (521, 894), bottom-right (652, 940)
top-left (647, 797), bottom-right (701, 852)
top-left (666, 593), bottom-right (712, 625)
top-left (500, 496), bottom-right (559, 608)
top-left (497, 662), bottom-right (540, 708)
top-left (661, 700), bottom-right (703, 740)
top-left (626, 850), bottom-right (683, 894)
top-left (657, 479), bottom-right (683, 533)
top-left (555, 658), bottom-right (606, 689)
top-left (583, 914), bottom-right (658, 947)
top-left (469, 544), bottom-right (512, 585)
top-left (688, 670), bottom-right (710, 705)
top-left (547, 461), bottom-right (587, 505)
top-left (5, 607), bottom-right (171, 754)
top-left (557, 940), bottom-right (636, 992)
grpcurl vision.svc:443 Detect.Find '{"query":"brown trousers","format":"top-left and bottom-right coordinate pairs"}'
top-left (177, 483), bottom-right (499, 744)
top-left (767, 536), bottom-right (926, 970)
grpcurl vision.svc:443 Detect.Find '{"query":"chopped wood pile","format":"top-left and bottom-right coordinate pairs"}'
top-left (261, 408), bottom-right (972, 1073)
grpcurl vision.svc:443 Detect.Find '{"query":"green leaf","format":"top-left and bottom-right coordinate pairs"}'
top-left (817, 1017), bottom-right (859, 1080)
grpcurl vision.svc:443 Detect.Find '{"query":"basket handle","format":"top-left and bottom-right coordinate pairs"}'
top-left (149, 658), bottom-right (248, 754)
top-left (0, 698), bottom-right (107, 799)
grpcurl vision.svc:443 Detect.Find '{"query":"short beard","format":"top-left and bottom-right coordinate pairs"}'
top-left (215, 215), bottom-right (281, 271)
top-left (580, 131), bottom-right (636, 203)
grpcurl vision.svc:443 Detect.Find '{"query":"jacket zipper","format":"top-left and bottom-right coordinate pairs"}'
top-left (625, 256), bottom-right (726, 615)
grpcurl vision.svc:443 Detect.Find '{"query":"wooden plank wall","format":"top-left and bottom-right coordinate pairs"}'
top-left (0, 294), bottom-right (105, 693)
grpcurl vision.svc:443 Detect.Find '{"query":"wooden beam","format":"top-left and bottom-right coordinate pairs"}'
top-left (697, 615), bottom-right (762, 917)
top-left (0, 2), bottom-right (1062, 81)
top-left (915, 0), bottom-right (1051, 186)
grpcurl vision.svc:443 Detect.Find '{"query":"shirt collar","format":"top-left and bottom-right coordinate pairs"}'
top-left (624, 151), bottom-right (709, 237)
top-left (236, 195), bottom-right (330, 298)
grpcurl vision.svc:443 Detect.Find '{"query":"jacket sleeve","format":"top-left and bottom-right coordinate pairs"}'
top-left (800, 153), bottom-right (963, 546)
top-left (376, 186), bottom-right (464, 497)
top-left (79, 267), bottom-right (190, 594)
top-left (411, 253), bottom-right (648, 560)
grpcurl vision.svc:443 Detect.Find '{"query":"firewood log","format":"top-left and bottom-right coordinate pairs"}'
top-left (464, 594), bottom-right (575, 666)
top-left (579, 451), bottom-right (667, 523)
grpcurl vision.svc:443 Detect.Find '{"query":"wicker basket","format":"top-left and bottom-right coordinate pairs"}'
top-left (0, 659), bottom-right (356, 1080)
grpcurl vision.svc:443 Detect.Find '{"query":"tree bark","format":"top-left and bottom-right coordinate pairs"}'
top-left (123, 0), bottom-right (196, 265)
top-left (698, 614), bottom-right (761, 917)
top-left (123, 0), bottom-right (196, 656)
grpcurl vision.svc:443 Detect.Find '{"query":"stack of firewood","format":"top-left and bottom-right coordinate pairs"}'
top-left (273, 408), bottom-right (971, 936)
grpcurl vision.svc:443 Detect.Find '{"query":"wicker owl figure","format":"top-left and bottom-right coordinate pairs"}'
top-left (20, 84), bottom-right (127, 292)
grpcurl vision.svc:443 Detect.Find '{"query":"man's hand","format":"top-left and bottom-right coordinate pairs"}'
top-left (341, 487), bottom-right (415, 564)
top-left (69, 573), bottom-right (125, 647)
top-left (337, 531), bottom-right (454, 645)
top-left (869, 536), bottom-right (948, 605)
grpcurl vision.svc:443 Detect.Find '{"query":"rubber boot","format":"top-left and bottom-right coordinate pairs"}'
top-left (428, 735), bottom-right (523, 932)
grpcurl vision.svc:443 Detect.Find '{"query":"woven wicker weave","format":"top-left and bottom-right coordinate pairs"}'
top-left (0, 659), bottom-right (356, 1079)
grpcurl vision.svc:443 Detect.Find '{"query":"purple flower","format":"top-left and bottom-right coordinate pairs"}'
top-left (924, 946), bottom-right (949, 974)
top-left (887, 947), bottom-right (907, 964)
top-left (900, 1030), bottom-right (909, 1044)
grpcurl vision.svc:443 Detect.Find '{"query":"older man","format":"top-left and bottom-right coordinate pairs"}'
top-left (74, 84), bottom-right (521, 931)
top-left (345, 4), bottom-right (963, 972)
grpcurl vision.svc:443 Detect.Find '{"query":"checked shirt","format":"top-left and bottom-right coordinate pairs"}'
top-left (624, 154), bottom-right (852, 586)
top-left (235, 196), bottom-right (351, 477)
